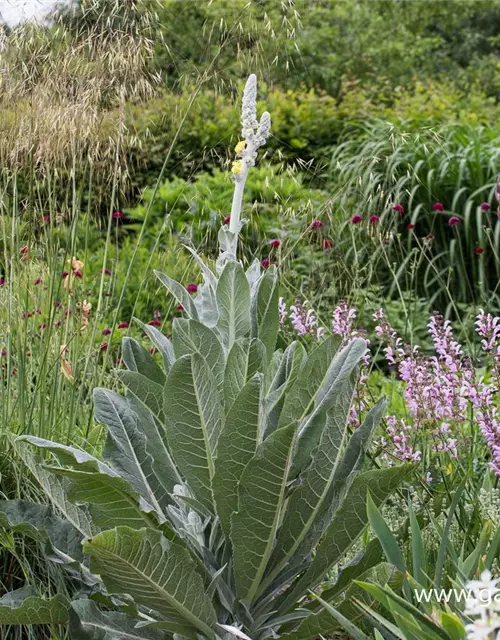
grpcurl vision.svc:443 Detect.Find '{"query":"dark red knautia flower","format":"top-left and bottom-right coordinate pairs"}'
top-left (261, 258), bottom-right (271, 269)
top-left (103, 268), bottom-right (112, 276)
top-left (148, 319), bottom-right (162, 327)
top-left (102, 328), bottom-right (112, 336)
top-left (369, 215), bottom-right (380, 224)
top-left (481, 202), bottom-right (492, 211)
top-left (449, 216), bottom-right (461, 226)
top-left (0, 278), bottom-right (4, 286)
top-left (61, 271), bottom-right (69, 278)
top-left (392, 204), bottom-right (405, 215)
top-left (118, 322), bottom-right (129, 329)
top-left (323, 239), bottom-right (334, 249)
top-left (112, 210), bottom-right (125, 220)
top-left (20, 246), bottom-right (28, 256)
top-left (406, 223), bottom-right (416, 230)
top-left (74, 270), bottom-right (83, 279)
top-left (186, 283), bottom-right (198, 294)
top-left (270, 239), bottom-right (281, 249)
top-left (425, 233), bottom-right (434, 240)
top-left (311, 219), bottom-right (324, 230)
top-left (100, 342), bottom-right (109, 352)
top-left (476, 247), bottom-right (485, 254)
top-left (176, 304), bottom-right (184, 311)
top-left (432, 202), bottom-right (445, 212)
top-left (350, 214), bottom-right (363, 224)
top-left (42, 215), bottom-right (50, 224)
top-left (223, 215), bottom-right (231, 226)
top-left (34, 278), bottom-right (42, 285)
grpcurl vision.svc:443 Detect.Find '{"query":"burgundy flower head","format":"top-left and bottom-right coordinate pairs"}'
top-left (311, 219), bottom-right (324, 230)
top-left (103, 268), bottom-right (112, 276)
top-left (432, 202), bottom-right (445, 212)
top-left (100, 342), bottom-right (109, 352)
top-left (270, 239), bottom-right (281, 249)
top-left (369, 215), bottom-right (380, 224)
top-left (481, 202), bottom-right (492, 211)
top-left (476, 247), bottom-right (485, 254)
top-left (323, 238), bottom-right (334, 249)
top-left (449, 216), bottom-right (461, 226)
top-left (223, 215), bottom-right (231, 226)
top-left (392, 204), bottom-right (405, 215)
top-left (61, 271), bottom-right (69, 278)
top-left (102, 328), bottom-right (112, 336)
top-left (350, 214), bottom-right (363, 225)
top-left (148, 319), bottom-right (162, 327)
top-left (112, 210), bottom-right (125, 220)
top-left (261, 258), bottom-right (271, 269)
top-left (118, 322), bottom-right (129, 329)
top-left (406, 223), bottom-right (416, 230)
top-left (186, 283), bottom-right (198, 294)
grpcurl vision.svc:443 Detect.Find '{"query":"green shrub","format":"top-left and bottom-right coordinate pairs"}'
top-left (127, 163), bottom-right (326, 254)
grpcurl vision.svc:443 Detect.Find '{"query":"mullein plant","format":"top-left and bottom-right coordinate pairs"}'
top-left (0, 75), bottom-right (411, 639)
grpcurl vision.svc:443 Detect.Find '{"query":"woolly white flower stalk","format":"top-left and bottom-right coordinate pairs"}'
top-left (222, 74), bottom-right (271, 263)
top-left (465, 570), bottom-right (500, 639)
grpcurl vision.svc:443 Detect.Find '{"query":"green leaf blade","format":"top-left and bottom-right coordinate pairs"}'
top-left (163, 354), bottom-right (223, 512)
top-left (84, 527), bottom-right (217, 639)
top-left (231, 423), bottom-right (297, 604)
top-left (216, 261), bottom-right (251, 352)
top-left (213, 374), bottom-right (262, 536)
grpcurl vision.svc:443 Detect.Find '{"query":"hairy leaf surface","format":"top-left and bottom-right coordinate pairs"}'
top-left (85, 527), bottom-right (217, 639)
top-left (213, 374), bottom-right (262, 536)
top-left (232, 423), bottom-right (297, 604)
top-left (216, 261), bottom-right (251, 352)
top-left (163, 354), bottom-right (223, 511)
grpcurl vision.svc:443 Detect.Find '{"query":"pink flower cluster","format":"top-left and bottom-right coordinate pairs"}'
top-left (376, 308), bottom-right (500, 473)
top-left (279, 296), bottom-right (500, 475)
top-left (279, 298), bottom-right (369, 425)
top-left (281, 298), bottom-right (324, 339)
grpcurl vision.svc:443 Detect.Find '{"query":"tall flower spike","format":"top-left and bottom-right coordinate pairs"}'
top-left (256, 111), bottom-right (271, 148)
top-left (241, 73), bottom-right (258, 137)
top-left (218, 74), bottom-right (271, 270)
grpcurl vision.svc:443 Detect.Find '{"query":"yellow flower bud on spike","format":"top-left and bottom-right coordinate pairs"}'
top-left (234, 140), bottom-right (246, 153)
top-left (232, 160), bottom-right (243, 175)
